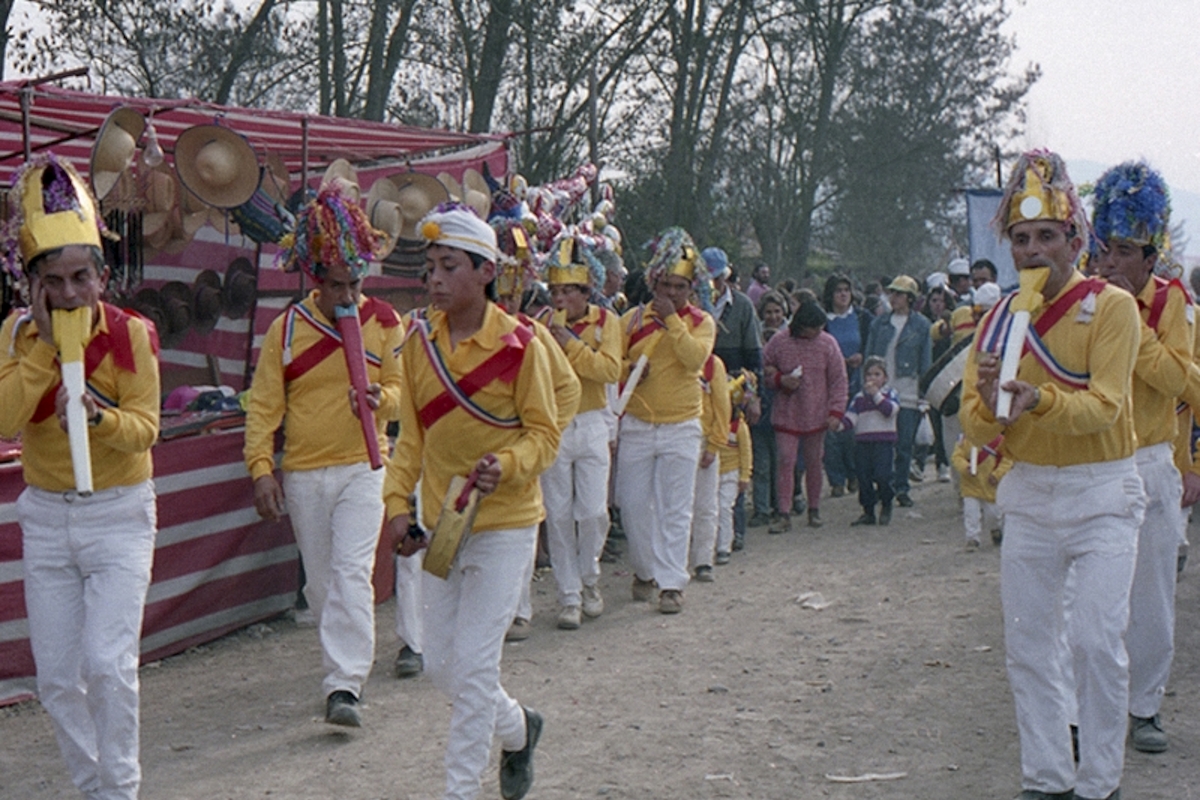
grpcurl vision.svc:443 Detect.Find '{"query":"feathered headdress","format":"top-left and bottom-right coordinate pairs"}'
top-left (491, 216), bottom-right (539, 300)
top-left (1091, 161), bottom-right (1171, 251)
top-left (280, 184), bottom-right (385, 281)
top-left (993, 149), bottom-right (1087, 239)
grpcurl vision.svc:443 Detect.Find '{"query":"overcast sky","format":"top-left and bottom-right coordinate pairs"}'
top-left (1005, 0), bottom-right (1200, 195)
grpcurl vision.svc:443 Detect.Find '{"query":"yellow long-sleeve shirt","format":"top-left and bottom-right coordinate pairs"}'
top-left (961, 272), bottom-right (1140, 466)
top-left (620, 303), bottom-right (715, 424)
top-left (700, 355), bottom-right (732, 454)
top-left (384, 302), bottom-right (560, 532)
top-left (521, 314), bottom-right (581, 430)
top-left (0, 303), bottom-right (160, 492)
top-left (1129, 277), bottom-right (1192, 449)
top-left (1173, 303), bottom-right (1200, 475)
top-left (949, 305), bottom-right (980, 345)
top-left (718, 414), bottom-right (753, 481)
top-left (559, 304), bottom-right (621, 414)
top-left (244, 292), bottom-right (404, 480)
top-left (951, 436), bottom-right (1012, 502)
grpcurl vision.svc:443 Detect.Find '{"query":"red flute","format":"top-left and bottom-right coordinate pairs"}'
top-left (335, 304), bottom-right (384, 470)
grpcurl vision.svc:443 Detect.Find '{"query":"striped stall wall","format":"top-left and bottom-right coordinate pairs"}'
top-left (0, 429), bottom-right (298, 707)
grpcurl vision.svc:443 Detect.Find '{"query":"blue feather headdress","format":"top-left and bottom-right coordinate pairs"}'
top-left (1091, 161), bottom-right (1171, 250)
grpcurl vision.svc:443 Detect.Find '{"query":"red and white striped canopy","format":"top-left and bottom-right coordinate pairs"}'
top-left (0, 82), bottom-right (504, 187)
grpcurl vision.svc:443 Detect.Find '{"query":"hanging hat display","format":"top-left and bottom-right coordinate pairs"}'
top-left (321, 159), bottom-right (361, 203)
top-left (90, 106), bottom-right (145, 202)
top-left (222, 257), bottom-right (258, 319)
top-left (462, 168), bottom-right (492, 220)
top-left (174, 124), bottom-right (260, 209)
top-left (191, 269), bottom-right (223, 332)
top-left (390, 171), bottom-right (449, 241)
top-left (1091, 161), bottom-right (1171, 250)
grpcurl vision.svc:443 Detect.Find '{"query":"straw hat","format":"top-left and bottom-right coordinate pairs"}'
top-left (390, 172), bottom-right (449, 240)
top-left (222, 257), bottom-right (258, 319)
top-left (366, 179), bottom-right (404, 258)
top-left (174, 124), bottom-right (259, 209)
top-left (192, 269), bottom-right (223, 332)
top-left (437, 171), bottom-right (463, 201)
top-left (262, 152), bottom-right (292, 204)
top-left (321, 159), bottom-right (360, 202)
top-left (462, 168), bottom-right (492, 219)
top-left (90, 107), bottom-right (145, 201)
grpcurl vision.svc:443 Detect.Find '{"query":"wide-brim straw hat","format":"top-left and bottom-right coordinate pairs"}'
top-left (222, 257), bottom-right (258, 319)
top-left (91, 106), bottom-right (145, 201)
top-left (462, 168), bottom-right (492, 219)
top-left (390, 171), bottom-right (449, 240)
top-left (366, 179), bottom-right (404, 259)
top-left (262, 152), bottom-right (292, 204)
top-left (192, 269), bottom-right (223, 332)
top-left (437, 171), bottom-right (463, 201)
top-left (174, 124), bottom-right (259, 209)
top-left (321, 158), bottom-right (360, 202)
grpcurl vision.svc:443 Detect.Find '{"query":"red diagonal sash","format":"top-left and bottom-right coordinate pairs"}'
top-left (282, 300), bottom-right (393, 383)
top-left (30, 303), bottom-right (142, 423)
top-left (1029, 279), bottom-right (1105, 339)
top-left (1139, 276), bottom-right (1185, 331)
top-left (629, 317), bottom-right (664, 348)
top-left (570, 306), bottom-right (607, 337)
top-left (417, 323), bottom-right (534, 429)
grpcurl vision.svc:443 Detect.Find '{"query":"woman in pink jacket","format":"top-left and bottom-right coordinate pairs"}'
top-left (763, 300), bottom-right (849, 531)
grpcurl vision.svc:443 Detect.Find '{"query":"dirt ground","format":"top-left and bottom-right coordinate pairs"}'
top-left (2, 473), bottom-right (1198, 800)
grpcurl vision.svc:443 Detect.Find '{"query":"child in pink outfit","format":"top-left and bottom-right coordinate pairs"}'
top-left (762, 300), bottom-right (848, 530)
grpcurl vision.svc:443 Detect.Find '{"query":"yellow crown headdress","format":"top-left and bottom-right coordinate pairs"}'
top-left (544, 226), bottom-right (606, 287)
top-left (994, 150), bottom-right (1085, 238)
top-left (8, 156), bottom-right (106, 275)
top-left (491, 217), bottom-right (537, 300)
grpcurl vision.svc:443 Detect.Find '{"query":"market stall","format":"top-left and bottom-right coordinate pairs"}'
top-left (0, 82), bottom-right (507, 705)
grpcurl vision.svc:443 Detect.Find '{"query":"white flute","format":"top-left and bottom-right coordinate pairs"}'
top-left (994, 266), bottom-right (1050, 422)
top-left (613, 354), bottom-right (647, 416)
top-left (52, 307), bottom-right (94, 495)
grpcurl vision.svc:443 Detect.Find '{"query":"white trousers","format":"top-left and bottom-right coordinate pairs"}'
top-left (998, 458), bottom-right (1144, 799)
top-left (543, 410), bottom-right (611, 606)
top-left (1126, 442), bottom-right (1184, 718)
top-left (394, 551), bottom-right (425, 653)
top-left (423, 525), bottom-right (536, 800)
top-left (284, 462), bottom-right (383, 698)
top-left (688, 458), bottom-right (720, 570)
top-left (962, 496), bottom-right (1002, 543)
top-left (716, 470), bottom-right (740, 554)
top-left (19, 480), bottom-right (156, 800)
top-left (616, 416), bottom-right (703, 592)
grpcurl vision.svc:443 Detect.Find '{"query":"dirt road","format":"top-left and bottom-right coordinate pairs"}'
top-left (2, 476), bottom-right (1197, 799)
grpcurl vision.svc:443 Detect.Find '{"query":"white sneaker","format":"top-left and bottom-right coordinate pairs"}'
top-left (557, 605), bottom-right (582, 630)
top-left (581, 584), bottom-right (604, 618)
top-left (937, 465), bottom-right (951, 483)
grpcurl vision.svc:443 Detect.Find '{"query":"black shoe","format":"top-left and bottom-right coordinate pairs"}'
top-left (878, 505), bottom-right (892, 525)
top-left (896, 493), bottom-right (913, 508)
top-left (1015, 791), bottom-right (1075, 800)
top-left (500, 707), bottom-right (543, 800)
top-left (1074, 791), bottom-right (1120, 800)
top-left (394, 645), bottom-right (423, 679)
top-left (748, 512), bottom-right (770, 527)
top-left (1130, 713), bottom-right (1168, 752)
top-left (850, 512), bottom-right (876, 526)
top-left (731, 535), bottom-right (745, 552)
top-left (325, 690), bottom-right (361, 727)
top-left (846, 478), bottom-right (858, 493)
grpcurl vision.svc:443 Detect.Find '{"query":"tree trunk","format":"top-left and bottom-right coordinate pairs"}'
top-left (214, 0), bottom-right (278, 105)
top-left (468, 0), bottom-right (515, 133)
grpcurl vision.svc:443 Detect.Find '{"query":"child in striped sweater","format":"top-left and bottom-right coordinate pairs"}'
top-left (841, 356), bottom-right (899, 526)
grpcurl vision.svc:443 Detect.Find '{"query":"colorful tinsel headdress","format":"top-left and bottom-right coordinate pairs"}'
top-left (993, 149), bottom-right (1087, 239)
top-left (281, 184), bottom-right (385, 281)
top-left (1091, 161), bottom-right (1171, 251)
top-left (4, 154), bottom-right (109, 278)
top-left (644, 226), bottom-right (714, 309)
top-left (543, 226), bottom-right (608, 288)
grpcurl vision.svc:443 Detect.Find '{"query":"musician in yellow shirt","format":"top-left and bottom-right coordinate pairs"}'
top-left (961, 151), bottom-right (1143, 800)
top-left (1091, 162), bottom-right (1190, 756)
top-left (0, 156), bottom-right (160, 800)
top-left (540, 228), bottom-right (621, 629)
top-left (616, 227), bottom-right (716, 614)
top-left (244, 187), bottom-right (400, 728)
top-left (384, 204), bottom-right (558, 800)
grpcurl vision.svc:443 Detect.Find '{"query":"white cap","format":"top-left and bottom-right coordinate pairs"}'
top-left (419, 202), bottom-right (498, 262)
top-left (925, 271), bottom-right (947, 290)
top-left (947, 258), bottom-right (970, 277)
top-left (973, 281), bottom-right (1001, 309)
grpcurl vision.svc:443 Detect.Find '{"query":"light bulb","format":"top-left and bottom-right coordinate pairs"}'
top-left (143, 121), bottom-right (165, 168)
